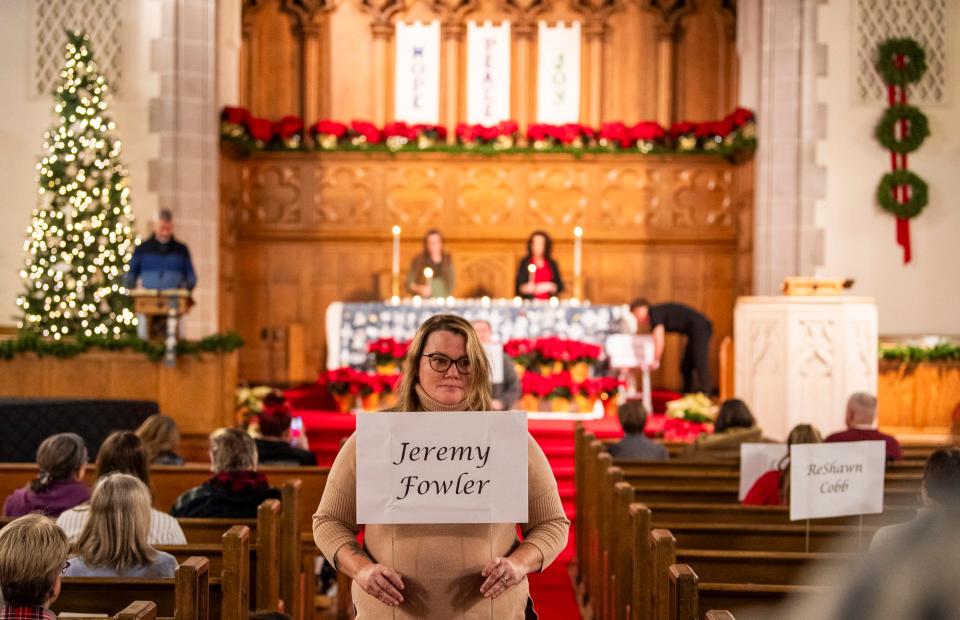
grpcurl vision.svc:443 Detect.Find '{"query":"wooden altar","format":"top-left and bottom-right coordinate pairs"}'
top-left (219, 151), bottom-right (754, 385)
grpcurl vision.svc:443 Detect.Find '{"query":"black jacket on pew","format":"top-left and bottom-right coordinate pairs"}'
top-left (169, 470), bottom-right (281, 518)
top-left (255, 438), bottom-right (318, 466)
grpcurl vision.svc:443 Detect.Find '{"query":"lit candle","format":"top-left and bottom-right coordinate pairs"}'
top-left (423, 266), bottom-right (434, 297)
top-left (527, 262), bottom-right (537, 291)
top-left (391, 225), bottom-right (401, 298)
top-left (573, 226), bottom-right (583, 282)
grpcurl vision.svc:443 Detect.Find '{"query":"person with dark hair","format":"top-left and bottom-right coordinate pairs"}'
top-left (2, 433), bottom-right (89, 518)
top-left (57, 431), bottom-right (186, 545)
top-left (255, 395), bottom-right (317, 466)
top-left (608, 401), bottom-right (669, 460)
top-left (685, 398), bottom-right (763, 459)
top-left (136, 414), bottom-right (185, 465)
top-left (869, 448), bottom-right (960, 550)
top-left (742, 424), bottom-right (823, 506)
top-left (171, 428), bottom-right (281, 518)
top-left (0, 513), bottom-right (70, 618)
top-left (629, 297), bottom-right (714, 394)
top-left (406, 229), bottom-right (455, 298)
top-left (515, 231), bottom-right (565, 299)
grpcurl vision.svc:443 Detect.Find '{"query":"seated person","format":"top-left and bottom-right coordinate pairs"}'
top-left (64, 473), bottom-right (177, 578)
top-left (742, 424), bottom-right (822, 506)
top-left (171, 428), bottom-right (281, 518)
top-left (471, 319), bottom-right (520, 411)
top-left (608, 401), bottom-right (669, 460)
top-left (57, 431), bottom-right (185, 545)
top-left (0, 513), bottom-right (70, 618)
top-left (255, 395), bottom-right (317, 466)
top-left (136, 414), bottom-right (186, 465)
top-left (825, 392), bottom-right (902, 462)
top-left (685, 398), bottom-right (763, 459)
top-left (870, 447), bottom-right (960, 550)
top-left (3, 433), bottom-right (89, 518)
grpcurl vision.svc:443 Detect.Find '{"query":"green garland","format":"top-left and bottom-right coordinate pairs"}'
top-left (876, 38), bottom-right (927, 86)
top-left (0, 331), bottom-right (244, 362)
top-left (874, 104), bottom-right (929, 154)
top-left (881, 343), bottom-right (960, 363)
top-left (876, 169), bottom-right (928, 219)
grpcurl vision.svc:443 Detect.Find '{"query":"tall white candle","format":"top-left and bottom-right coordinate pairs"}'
top-left (527, 263), bottom-right (537, 289)
top-left (391, 225), bottom-right (401, 277)
top-left (423, 266), bottom-right (434, 297)
top-left (573, 226), bottom-right (583, 281)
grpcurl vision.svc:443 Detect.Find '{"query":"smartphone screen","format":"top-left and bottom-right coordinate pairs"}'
top-left (290, 416), bottom-right (304, 444)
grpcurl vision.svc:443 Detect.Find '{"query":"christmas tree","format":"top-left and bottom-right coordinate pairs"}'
top-left (17, 31), bottom-right (137, 340)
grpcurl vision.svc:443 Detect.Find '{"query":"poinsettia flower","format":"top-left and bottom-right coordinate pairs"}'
top-left (311, 120), bottom-right (348, 137)
top-left (350, 120), bottom-right (382, 144)
top-left (273, 115), bottom-right (304, 140)
top-left (599, 122), bottom-right (632, 148)
top-left (497, 120), bottom-right (519, 136)
top-left (668, 121), bottom-right (697, 138)
top-left (694, 119), bottom-right (733, 139)
top-left (382, 121), bottom-right (415, 139)
top-left (222, 106), bottom-right (250, 125)
top-left (630, 122), bottom-right (666, 142)
top-left (726, 107), bottom-right (755, 127)
top-left (247, 117), bottom-right (274, 142)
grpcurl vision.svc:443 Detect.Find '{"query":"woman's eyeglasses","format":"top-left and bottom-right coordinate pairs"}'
top-left (423, 353), bottom-right (471, 375)
top-left (60, 560), bottom-right (71, 574)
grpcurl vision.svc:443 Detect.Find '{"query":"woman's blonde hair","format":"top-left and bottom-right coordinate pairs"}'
top-left (778, 424), bottom-right (823, 503)
top-left (136, 414), bottom-right (181, 463)
top-left (75, 473), bottom-right (156, 572)
top-left (0, 514), bottom-right (69, 606)
top-left (392, 314), bottom-right (492, 412)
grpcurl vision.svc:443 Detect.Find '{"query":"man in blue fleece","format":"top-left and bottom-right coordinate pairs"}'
top-left (125, 209), bottom-right (196, 338)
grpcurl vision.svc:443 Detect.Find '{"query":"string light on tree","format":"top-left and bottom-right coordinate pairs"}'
top-left (17, 31), bottom-right (137, 339)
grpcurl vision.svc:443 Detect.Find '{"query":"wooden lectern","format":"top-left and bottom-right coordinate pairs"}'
top-left (130, 289), bottom-right (192, 366)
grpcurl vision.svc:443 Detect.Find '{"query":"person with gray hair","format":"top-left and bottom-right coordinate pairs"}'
top-left (825, 392), bottom-right (902, 461)
top-left (124, 209), bottom-right (197, 338)
top-left (169, 428), bottom-right (280, 518)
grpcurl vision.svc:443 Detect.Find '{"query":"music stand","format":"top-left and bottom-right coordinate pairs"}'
top-left (604, 334), bottom-right (656, 414)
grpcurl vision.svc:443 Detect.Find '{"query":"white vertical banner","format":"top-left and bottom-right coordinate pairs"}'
top-left (466, 21), bottom-right (512, 125)
top-left (394, 20), bottom-right (441, 123)
top-left (536, 21), bottom-right (581, 123)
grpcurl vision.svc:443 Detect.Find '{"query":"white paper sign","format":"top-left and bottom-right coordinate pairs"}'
top-left (605, 334), bottom-right (654, 369)
top-left (739, 443), bottom-right (788, 501)
top-left (394, 21), bottom-right (441, 123)
top-left (467, 21), bottom-right (512, 125)
top-left (483, 343), bottom-right (505, 384)
top-left (789, 441), bottom-right (886, 521)
top-left (536, 21), bottom-right (581, 123)
top-left (356, 411), bottom-right (528, 524)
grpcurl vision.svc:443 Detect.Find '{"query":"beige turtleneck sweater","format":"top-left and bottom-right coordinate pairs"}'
top-left (313, 386), bottom-right (570, 619)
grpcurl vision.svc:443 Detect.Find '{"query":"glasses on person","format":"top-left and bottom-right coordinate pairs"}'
top-left (60, 560), bottom-right (71, 574)
top-left (423, 353), bottom-right (471, 375)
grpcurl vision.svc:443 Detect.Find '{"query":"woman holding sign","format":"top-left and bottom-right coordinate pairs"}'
top-left (313, 314), bottom-right (569, 618)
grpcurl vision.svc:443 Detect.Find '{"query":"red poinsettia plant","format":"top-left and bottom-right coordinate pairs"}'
top-left (547, 371), bottom-right (575, 399)
top-left (349, 120), bottom-right (382, 146)
top-left (310, 120), bottom-right (349, 149)
top-left (595, 376), bottom-right (625, 399)
top-left (576, 378), bottom-right (605, 398)
top-left (534, 337), bottom-right (603, 364)
top-left (221, 106), bottom-right (252, 139)
top-left (367, 337), bottom-right (411, 366)
top-left (527, 123), bottom-right (595, 149)
top-left (455, 121), bottom-right (519, 148)
top-left (521, 372), bottom-right (554, 398)
top-left (323, 367), bottom-right (366, 396)
top-left (631, 122), bottom-right (667, 152)
top-left (598, 122), bottom-right (633, 149)
top-left (504, 338), bottom-right (536, 367)
top-left (271, 115), bottom-right (304, 149)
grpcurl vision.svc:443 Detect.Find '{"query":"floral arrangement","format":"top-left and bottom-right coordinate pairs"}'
top-left (234, 385), bottom-right (280, 428)
top-left (517, 372), bottom-right (623, 414)
top-left (527, 123), bottom-right (595, 149)
top-left (455, 121), bottom-right (519, 148)
top-left (321, 367), bottom-right (402, 412)
top-left (220, 108), bottom-right (757, 159)
top-left (367, 337), bottom-right (410, 370)
top-left (503, 338), bottom-right (536, 369)
top-left (534, 337), bottom-right (603, 364)
top-left (665, 392), bottom-right (717, 424)
top-left (645, 415), bottom-right (712, 443)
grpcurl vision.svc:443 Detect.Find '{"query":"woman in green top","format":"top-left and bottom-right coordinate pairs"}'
top-left (406, 229), bottom-right (455, 298)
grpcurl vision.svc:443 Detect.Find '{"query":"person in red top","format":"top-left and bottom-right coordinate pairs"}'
top-left (743, 424), bottom-right (823, 506)
top-left (515, 231), bottom-right (564, 300)
top-left (825, 392), bottom-right (902, 462)
top-left (0, 513), bottom-right (70, 620)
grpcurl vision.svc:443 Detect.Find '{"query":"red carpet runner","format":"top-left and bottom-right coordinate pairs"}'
top-left (298, 410), bottom-right (623, 619)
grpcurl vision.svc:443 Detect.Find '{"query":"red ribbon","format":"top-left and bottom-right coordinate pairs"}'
top-left (887, 54), bottom-right (911, 264)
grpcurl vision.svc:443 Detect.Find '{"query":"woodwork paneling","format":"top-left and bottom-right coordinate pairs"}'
top-left (240, 0), bottom-right (739, 131)
top-left (220, 150), bottom-right (753, 387)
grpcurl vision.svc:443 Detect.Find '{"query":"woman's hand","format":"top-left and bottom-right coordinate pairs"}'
top-left (535, 281), bottom-right (557, 295)
top-left (480, 556), bottom-right (527, 599)
top-left (519, 282), bottom-right (535, 295)
top-left (355, 563), bottom-right (405, 606)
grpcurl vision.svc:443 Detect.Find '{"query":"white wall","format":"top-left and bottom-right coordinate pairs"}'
top-left (814, 1), bottom-right (960, 335)
top-left (0, 0), bottom-right (161, 328)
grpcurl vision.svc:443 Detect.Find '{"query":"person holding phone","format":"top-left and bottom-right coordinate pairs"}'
top-left (255, 394), bottom-right (317, 466)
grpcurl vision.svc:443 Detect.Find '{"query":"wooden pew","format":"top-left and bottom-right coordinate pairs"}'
top-left (705, 611), bottom-right (736, 620)
top-left (55, 556), bottom-right (213, 620)
top-left (675, 549), bottom-right (855, 585)
top-left (643, 501), bottom-right (916, 527)
top-left (668, 564), bottom-right (698, 620)
top-left (658, 522), bottom-right (878, 553)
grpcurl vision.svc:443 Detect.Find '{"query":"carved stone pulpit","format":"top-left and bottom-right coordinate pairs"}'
top-left (734, 296), bottom-right (878, 441)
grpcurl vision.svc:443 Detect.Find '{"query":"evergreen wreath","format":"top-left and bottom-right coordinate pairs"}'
top-left (876, 170), bottom-right (928, 219)
top-left (875, 104), bottom-right (929, 154)
top-left (876, 38), bottom-right (927, 86)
